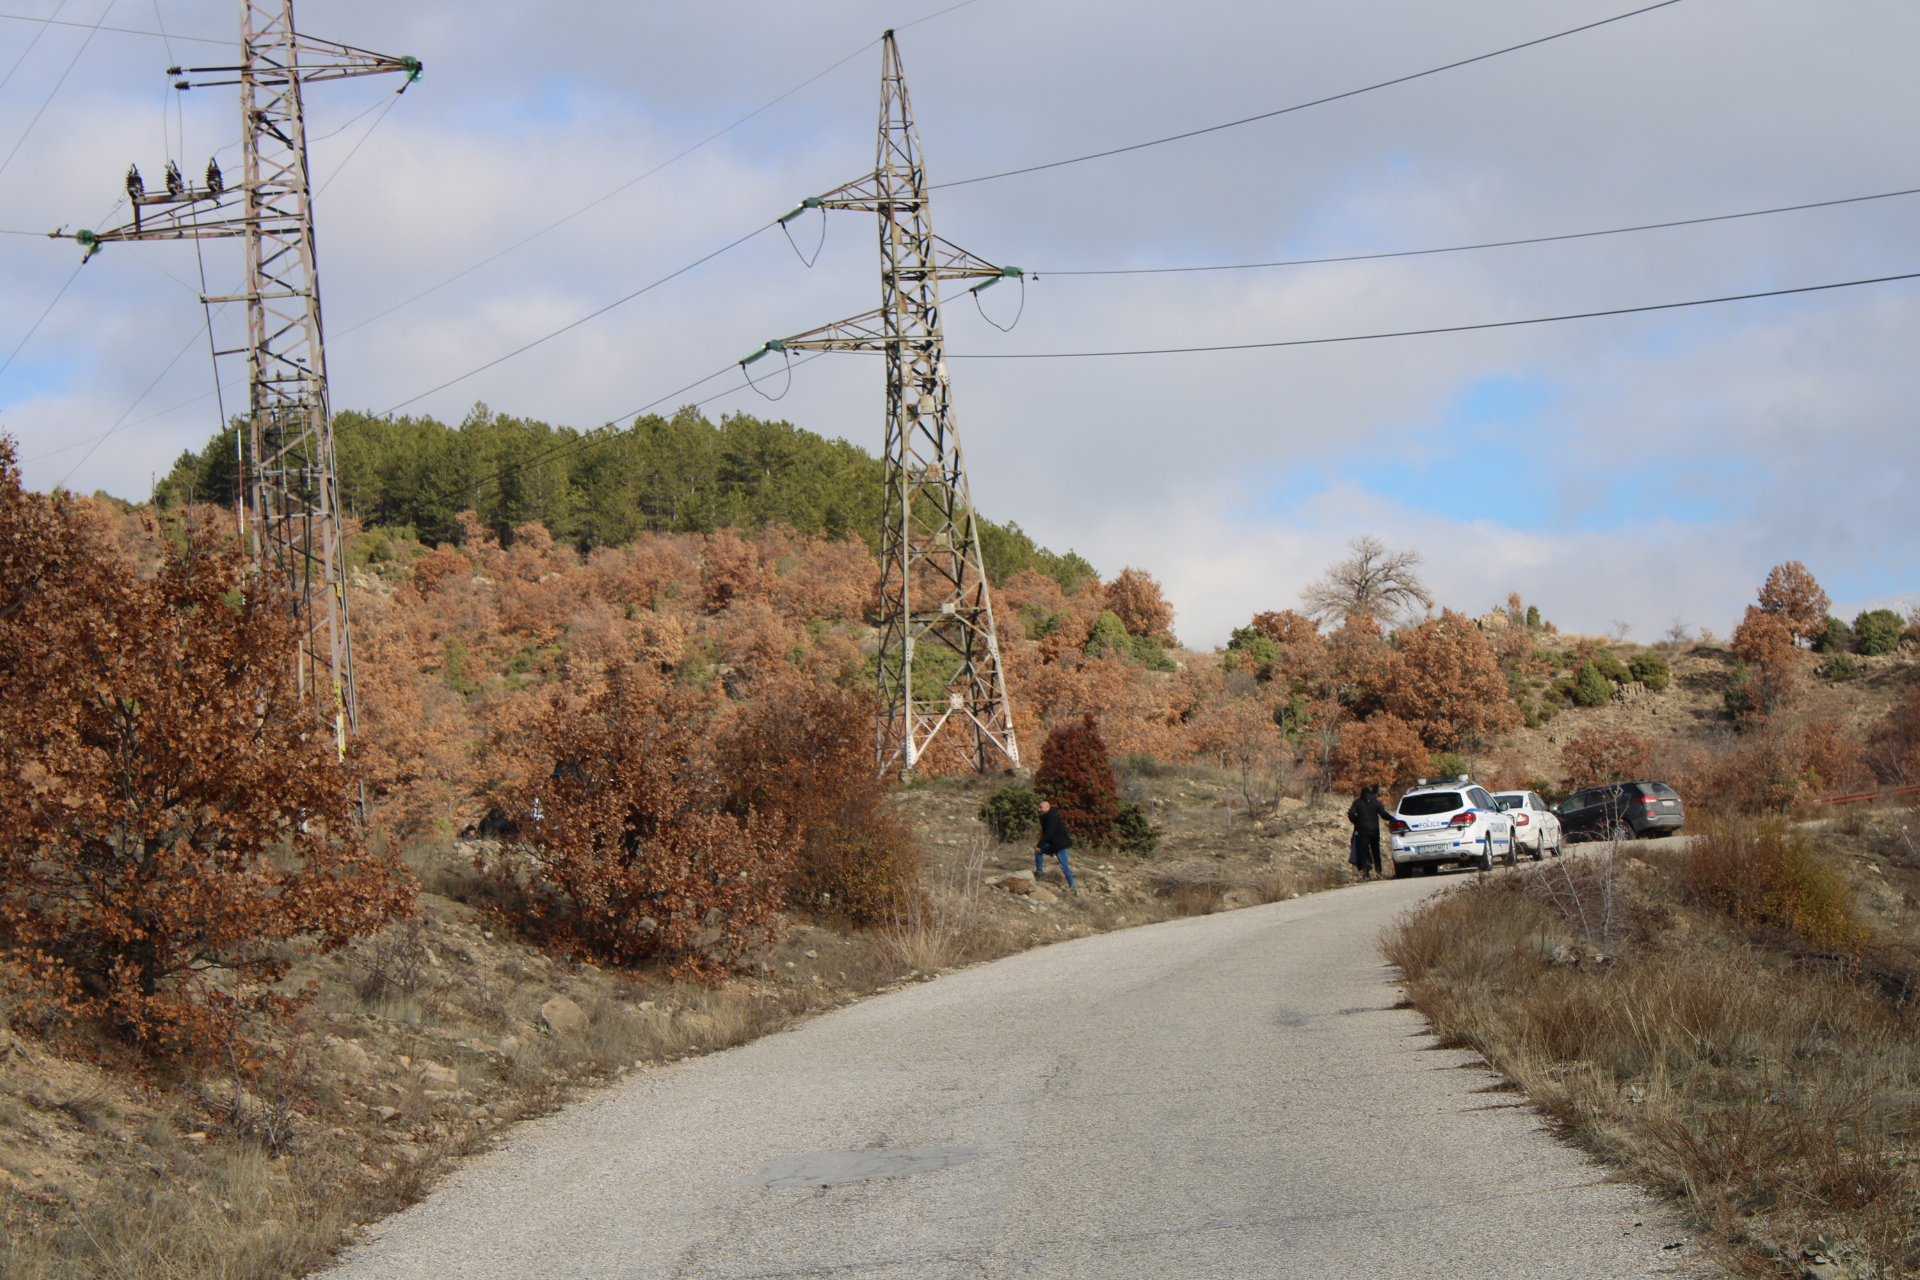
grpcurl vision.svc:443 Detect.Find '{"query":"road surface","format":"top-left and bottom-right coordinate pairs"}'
top-left (328, 871), bottom-right (1698, 1279)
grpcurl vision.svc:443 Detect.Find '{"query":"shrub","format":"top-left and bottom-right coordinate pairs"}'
top-left (1680, 818), bottom-right (1862, 950)
top-left (1560, 728), bottom-right (1652, 790)
top-left (1525, 604), bottom-right (1540, 629)
top-left (1377, 610), bottom-right (1522, 749)
top-left (1114, 802), bottom-right (1160, 855)
top-left (1628, 653), bottom-right (1671, 692)
top-left (978, 784), bottom-right (1039, 843)
top-left (1128, 632), bottom-right (1178, 671)
top-left (1083, 609), bottom-right (1131, 659)
top-left (1815, 616), bottom-right (1853, 654)
top-left (1591, 651), bottom-right (1631, 683)
top-left (1821, 652), bottom-right (1860, 681)
top-left (1429, 752), bottom-right (1469, 781)
top-left (1330, 714), bottom-right (1429, 792)
top-left (0, 463), bottom-right (414, 1058)
top-left (1036, 714), bottom-right (1122, 848)
top-left (1226, 626), bottom-right (1281, 673)
top-left (1570, 661), bottom-right (1614, 707)
top-left (487, 668), bottom-right (795, 979)
top-left (1853, 608), bottom-right (1905, 656)
top-left (715, 682), bottom-right (920, 924)
top-left (1723, 661), bottom-right (1756, 718)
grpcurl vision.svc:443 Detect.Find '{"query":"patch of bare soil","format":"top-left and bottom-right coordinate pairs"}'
top-left (0, 765), bottom-right (1353, 1278)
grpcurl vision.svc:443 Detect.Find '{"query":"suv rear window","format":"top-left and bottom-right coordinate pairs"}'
top-left (1398, 792), bottom-right (1463, 816)
top-left (1649, 783), bottom-right (1680, 798)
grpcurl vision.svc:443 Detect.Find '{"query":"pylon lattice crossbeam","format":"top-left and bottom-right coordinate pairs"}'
top-left (760, 32), bottom-right (1018, 775)
top-left (77, 1), bottom-right (417, 754)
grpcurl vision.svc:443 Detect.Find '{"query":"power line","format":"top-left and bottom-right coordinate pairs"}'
top-left (940, 270), bottom-right (1920, 360)
top-left (0, 7), bottom-right (228, 43)
top-left (0, 261), bottom-right (82, 379)
top-left (313, 92), bottom-right (396, 197)
top-left (0, 0), bottom-right (68, 95)
top-left (1033, 185), bottom-right (1920, 277)
top-left (935, 0), bottom-right (1687, 190)
top-left (0, 0), bottom-right (115, 184)
top-left (376, 219), bottom-right (778, 416)
top-left (330, 33), bottom-right (886, 342)
top-left (56, 313), bottom-right (208, 487)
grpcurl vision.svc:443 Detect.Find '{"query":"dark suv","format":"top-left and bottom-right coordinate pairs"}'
top-left (1557, 781), bottom-right (1685, 842)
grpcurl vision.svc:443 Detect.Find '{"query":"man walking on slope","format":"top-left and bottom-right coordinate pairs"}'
top-left (1348, 784), bottom-right (1394, 879)
top-left (1035, 800), bottom-right (1077, 894)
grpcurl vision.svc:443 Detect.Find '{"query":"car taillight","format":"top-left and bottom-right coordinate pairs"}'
top-left (1388, 820), bottom-right (1408, 833)
top-left (1643, 797), bottom-right (1658, 806)
top-left (1449, 812), bottom-right (1475, 826)
top-left (1514, 813), bottom-right (1529, 825)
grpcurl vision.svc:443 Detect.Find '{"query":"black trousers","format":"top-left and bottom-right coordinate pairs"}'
top-left (1356, 829), bottom-right (1382, 872)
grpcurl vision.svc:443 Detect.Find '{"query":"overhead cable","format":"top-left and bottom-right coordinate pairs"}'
top-left (1035, 185), bottom-right (1920, 277)
top-left (0, 261), bottom-right (82, 379)
top-left (942, 270), bottom-right (1920, 360)
top-left (0, 7), bottom-right (228, 43)
top-left (332, 34), bottom-right (886, 341)
top-left (0, 0), bottom-right (116, 184)
top-left (935, 0), bottom-right (1687, 189)
top-left (376, 221), bottom-right (777, 416)
top-left (0, 0), bottom-right (69, 95)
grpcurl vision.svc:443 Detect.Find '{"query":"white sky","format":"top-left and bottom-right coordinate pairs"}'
top-left (1, 0), bottom-right (1916, 645)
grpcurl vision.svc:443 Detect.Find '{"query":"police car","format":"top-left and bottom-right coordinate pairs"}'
top-left (1388, 777), bottom-right (1516, 875)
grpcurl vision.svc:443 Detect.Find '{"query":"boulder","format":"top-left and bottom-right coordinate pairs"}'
top-left (540, 995), bottom-right (589, 1036)
top-left (420, 1062), bottom-right (460, 1090)
top-left (1002, 871), bottom-right (1035, 895)
top-left (1030, 885), bottom-right (1059, 905)
top-left (326, 1039), bottom-right (373, 1077)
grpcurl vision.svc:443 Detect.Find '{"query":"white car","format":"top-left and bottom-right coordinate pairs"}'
top-left (1388, 778), bottom-right (1516, 875)
top-left (1494, 790), bottom-right (1564, 860)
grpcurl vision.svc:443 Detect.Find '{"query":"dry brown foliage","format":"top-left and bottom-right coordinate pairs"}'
top-left (1036, 715), bottom-right (1122, 848)
top-left (481, 667), bottom-right (794, 980)
top-left (1375, 609), bottom-right (1522, 750)
top-left (1756, 560), bottom-right (1830, 646)
top-left (715, 682), bottom-right (921, 924)
top-left (1102, 566), bottom-right (1175, 642)
top-left (1330, 714), bottom-right (1429, 792)
top-left (1560, 727), bottom-right (1653, 790)
top-left (0, 442), bottom-right (413, 1057)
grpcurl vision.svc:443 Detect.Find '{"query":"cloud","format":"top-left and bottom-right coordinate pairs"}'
top-left (1, 0), bottom-right (1916, 646)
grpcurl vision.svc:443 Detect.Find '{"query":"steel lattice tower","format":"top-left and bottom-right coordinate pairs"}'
top-left (745, 31), bottom-right (1022, 775)
top-left (72, 2), bottom-right (419, 754)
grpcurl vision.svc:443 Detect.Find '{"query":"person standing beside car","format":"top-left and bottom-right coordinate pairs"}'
top-left (1347, 784), bottom-right (1394, 878)
top-left (1035, 799), bottom-right (1077, 894)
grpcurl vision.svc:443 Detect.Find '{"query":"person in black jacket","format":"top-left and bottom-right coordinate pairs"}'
top-left (1034, 800), bottom-right (1077, 893)
top-left (1348, 785), bottom-right (1394, 878)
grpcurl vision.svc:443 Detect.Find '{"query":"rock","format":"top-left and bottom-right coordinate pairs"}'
top-left (1003, 871), bottom-right (1035, 895)
top-left (419, 1062), bottom-right (459, 1089)
top-left (326, 1039), bottom-right (373, 1077)
top-left (540, 995), bottom-right (589, 1036)
top-left (803, 949), bottom-right (818, 959)
top-left (370, 1106), bottom-right (399, 1123)
top-left (1550, 944), bottom-right (1581, 966)
top-left (1030, 885), bottom-right (1059, 905)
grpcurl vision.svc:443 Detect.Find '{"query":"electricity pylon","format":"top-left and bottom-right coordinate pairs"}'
top-left (65, 2), bottom-right (420, 754)
top-left (743, 31), bottom-right (1022, 776)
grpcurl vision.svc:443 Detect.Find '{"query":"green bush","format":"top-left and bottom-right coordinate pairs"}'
top-left (978, 785), bottom-right (1039, 844)
top-left (1821, 652), bottom-right (1860, 681)
top-left (1628, 653), bottom-right (1671, 692)
top-left (1115, 802), bottom-right (1160, 855)
top-left (1815, 616), bottom-right (1852, 654)
top-left (1129, 633), bottom-right (1178, 672)
top-left (1724, 661), bottom-right (1756, 717)
top-left (1571, 661), bottom-right (1614, 707)
top-left (1592, 652), bottom-right (1631, 683)
top-left (1084, 610), bottom-right (1131, 659)
top-left (1852, 609), bottom-right (1904, 656)
top-left (1226, 626), bottom-right (1280, 671)
top-left (1124, 751), bottom-right (1160, 776)
top-left (1429, 752), bottom-right (1470, 782)
top-left (1525, 605), bottom-right (1541, 629)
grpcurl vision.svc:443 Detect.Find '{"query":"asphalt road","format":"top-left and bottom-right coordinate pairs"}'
top-left (327, 871), bottom-right (1697, 1279)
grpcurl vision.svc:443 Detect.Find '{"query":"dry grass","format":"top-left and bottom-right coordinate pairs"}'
top-left (1383, 825), bottom-right (1920, 1278)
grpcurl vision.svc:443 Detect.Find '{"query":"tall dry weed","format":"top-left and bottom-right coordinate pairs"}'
top-left (1681, 817), bottom-right (1862, 950)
